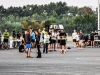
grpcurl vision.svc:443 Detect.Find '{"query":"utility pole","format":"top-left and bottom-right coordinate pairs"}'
top-left (98, 0), bottom-right (100, 30)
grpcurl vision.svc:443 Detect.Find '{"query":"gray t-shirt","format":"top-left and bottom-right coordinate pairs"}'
top-left (25, 34), bottom-right (31, 44)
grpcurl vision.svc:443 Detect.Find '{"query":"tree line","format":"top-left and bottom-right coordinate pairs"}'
top-left (0, 1), bottom-right (98, 34)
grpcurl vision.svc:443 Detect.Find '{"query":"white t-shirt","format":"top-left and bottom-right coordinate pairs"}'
top-left (72, 32), bottom-right (77, 39)
top-left (51, 32), bottom-right (56, 40)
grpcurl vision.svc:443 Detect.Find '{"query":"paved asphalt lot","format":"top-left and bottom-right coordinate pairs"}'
top-left (0, 42), bottom-right (100, 75)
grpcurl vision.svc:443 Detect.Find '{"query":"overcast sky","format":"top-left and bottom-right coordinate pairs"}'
top-left (0, 0), bottom-right (98, 10)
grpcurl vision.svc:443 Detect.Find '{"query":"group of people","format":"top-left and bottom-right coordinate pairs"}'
top-left (0, 28), bottom-right (99, 58)
top-left (42, 28), bottom-right (67, 54)
top-left (0, 29), bottom-right (22, 49)
top-left (20, 28), bottom-right (41, 58)
top-left (72, 30), bottom-right (98, 49)
top-left (18, 27), bottom-right (68, 58)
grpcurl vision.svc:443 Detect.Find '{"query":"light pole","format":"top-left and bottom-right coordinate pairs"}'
top-left (98, 0), bottom-right (100, 30)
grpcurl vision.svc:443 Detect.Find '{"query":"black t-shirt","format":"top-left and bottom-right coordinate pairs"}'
top-left (25, 34), bottom-right (31, 44)
top-left (84, 35), bottom-right (89, 40)
top-left (59, 32), bottom-right (66, 36)
top-left (48, 32), bottom-right (51, 35)
top-left (36, 35), bottom-right (40, 45)
top-left (59, 32), bottom-right (67, 39)
top-left (38, 32), bottom-right (41, 41)
top-left (17, 33), bottom-right (21, 39)
top-left (90, 33), bottom-right (94, 38)
top-left (12, 32), bottom-right (16, 38)
top-left (23, 34), bottom-right (25, 39)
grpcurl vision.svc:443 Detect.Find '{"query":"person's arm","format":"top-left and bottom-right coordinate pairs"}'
top-left (8, 32), bottom-right (10, 38)
top-left (59, 33), bottom-right (62, 39)
top-left (64, 33), bottom-right (67, 38)
top-left (22, 38), bottom-right (26, 44)
top-left (72, 33), bottom-right (73, 39)
top-left (3, 32), bottom-right (5, 37)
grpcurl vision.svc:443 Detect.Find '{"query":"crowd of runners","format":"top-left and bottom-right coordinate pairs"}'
top-left (0, 28), bottom-right (99, 58)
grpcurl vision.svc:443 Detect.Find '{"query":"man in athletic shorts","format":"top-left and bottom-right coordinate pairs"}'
top-left (24, 30), bottom-right (33, 58)
top-left (59, 29), bottom-right (67, 53)
top-left (3, 29), bottom-right (9, 49)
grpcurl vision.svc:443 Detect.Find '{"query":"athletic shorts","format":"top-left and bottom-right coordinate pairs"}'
top-left (26, 44), bottom-right (31, 48)
top-left (58, 40), bottom-right (60, 43)
top-left (3, 39), bottom-right (8, 42)
top-left (60, 40), bottom-right (66, 45)
top-left (49, 39), bottom-right (52, 44)
top-left (73, 39), bottom-right (76, 42)
top-left (84, 39), bottom-right (88, 42)
top-left (52, 39), bottom-right (56, 43)
top-left (90, 38), bottom-right (94, 41)
top-left (31, 39), bottom-right (35, 42)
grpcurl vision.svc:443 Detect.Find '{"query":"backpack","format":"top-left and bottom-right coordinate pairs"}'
top-left (80, 34), bottom-right (85, 40)
top-left (82, 34), bottom-right (84, 40)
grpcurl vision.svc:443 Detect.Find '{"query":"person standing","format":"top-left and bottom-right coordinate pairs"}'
top-left (51, 29), bottom-right (57, 51)
top-left (12, 30), bottom-right (17, 48)
top-left (31, 29), bottom-right (35, 48)
top-left (90, 31), bottom-right (94, 47)
top-left (17, 31), bottom-right (21, 40)
top-left (59, 29), bottom-right (67, 53)
top-left (76, 33), bottom-right (80, 48)
top-left (78, 30), bottom-right (84, 49)
top-left (48, 29), bottom-right (52, 51)
top-left (3, 29), bottom-right (10, 49)
top-left (94, 30), bottom-right (98, 40)
top-left (72, 30), bottom-right (77, 47)
top-left (42, 28), bottom-right (46, 40)
top-left (56, 30), bottom-right (61, 48)
top-left (84, 34), bottom-right (89, 47)
top-left (43, 31), bottom-right (50, 54)
top-left (35, 31), bottom-right (41, 58)
top-left (24, 30), bottom-right (33, 58)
